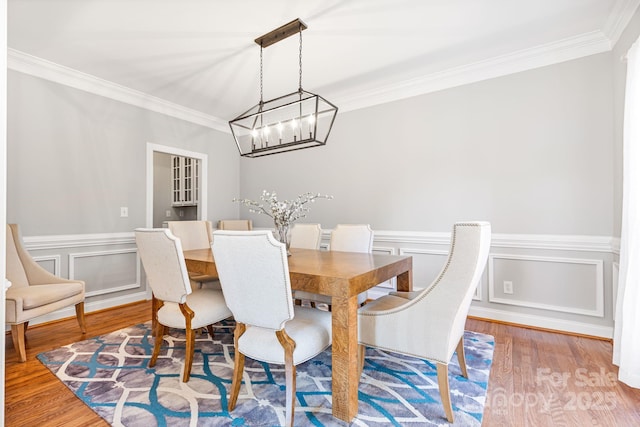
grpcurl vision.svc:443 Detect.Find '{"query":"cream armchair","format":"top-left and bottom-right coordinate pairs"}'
top-left (5, 224), bottom-right (86, 362)
top-left (289, 223), bottom-right (322, 250)
top-left (167, 220), bottom-right (219, 289)
top-left (135, 228), bottom-right (232, 382)
top-left (357, 221), bottom-right (491, 423)
top-left (217, 219), bottom-right (252, 230)
top-left (212, 230), bottom-right (332, 427)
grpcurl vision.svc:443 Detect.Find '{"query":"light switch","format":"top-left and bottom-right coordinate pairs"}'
top-left (120, 207), bottom-right (128, 217)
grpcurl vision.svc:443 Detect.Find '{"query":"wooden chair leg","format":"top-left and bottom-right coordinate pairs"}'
top-left (229, 323), bottom-right (247, 411)
top-left (358, 344), bottom-right (365, 378)
top-left (456, 337), bottom-right (468, 378)
top-left (149, 324), bottom-right (166, 367)
top-left (75, 302), bottom-right (87, 333)
top-left (11, 323), bottom-right (27, 362)
top-left (183, 327), bottom-right (196, 382)
top-left (151, 295), bottom-right (160, 332)
top-left (206, 325), bottom-right (215, 339)
top-left (178, 303), bottom-right (196, 382)
top-left (276, 330), bottom-right (296, 427)
top-left (23, 321), bottom-right (29, 343)
top-left (436, 362), bottom-right (454, 423)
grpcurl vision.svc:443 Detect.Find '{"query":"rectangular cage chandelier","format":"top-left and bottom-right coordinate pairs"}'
top-left (229, 18), bottom-right (338, 158)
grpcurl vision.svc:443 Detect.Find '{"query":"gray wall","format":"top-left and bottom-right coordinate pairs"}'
top-left (8, 9), bottom-right (640, 335)
top-left (239, 53), bottom-right (615, 236)
top-left (6, 70), bottom-right (240, 313)
top-left (7, 70), bottom-right (240, 236)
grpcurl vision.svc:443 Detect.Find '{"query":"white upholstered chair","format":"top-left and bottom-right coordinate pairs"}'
top-left (135, 228), bottom-right (232, 382)
top-left (5, 224), bottom-right (86, 362)
top-left (357, 221), bottom-right (491, 423)
top-left (289, 223), bottom-right (322, 250)
top-left (217, 219), bottom-right (253, 230)
top-left (294, 224), bottom-right (373, 308)
top-left (167, 220), bottom-right (219, 289)
top-left (212, 230), bottom-right (332, 427)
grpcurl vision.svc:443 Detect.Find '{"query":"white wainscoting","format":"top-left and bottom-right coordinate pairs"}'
top-left (488, 254), bottom-right (604, 317)
top-left (21, 232), bottom-right (146, 327)
top-left (19, 229), bottom-right (617, 337)
top-left (32, 254), bottom-right (61, 276)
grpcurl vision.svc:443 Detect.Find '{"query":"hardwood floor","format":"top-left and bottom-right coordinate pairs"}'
top-left (466, 318), bottom-right (640, 426)
top-left (5, 301), bottom-right (640, 426)
top-left (5, 301), bottom-right (152, 427)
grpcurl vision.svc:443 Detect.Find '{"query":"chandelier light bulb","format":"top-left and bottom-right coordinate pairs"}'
top-left (277, 122), bottom-right (284, 141)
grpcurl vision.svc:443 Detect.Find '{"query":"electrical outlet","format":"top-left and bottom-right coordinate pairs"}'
top-left (503, 280), bottom-right (513, 294)
top-left (120, 207), bottom-right (128, 218)
top-left (165, 210), bottom-right (172, 218)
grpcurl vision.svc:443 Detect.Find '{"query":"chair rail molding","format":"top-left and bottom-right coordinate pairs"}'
top-left (19, 228), bottom-right (618, 337)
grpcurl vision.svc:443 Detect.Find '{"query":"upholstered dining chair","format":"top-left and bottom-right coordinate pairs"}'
top-left (217, 219), bottom-right (252, 230)
top-left (167, 220), bottom-right (219, 289)
top-left (289, 223), bottom-right (322, 250)
top-left (294, 224), bottom-right (373, 308)
top-left (357, 221), bottom-right (491, 423)
top-left (5, 223), bottom-right (86, 362)
top-left (135, 228), bottom-right (232, 382)
top-left (212, 230), bottom-right (332, 427)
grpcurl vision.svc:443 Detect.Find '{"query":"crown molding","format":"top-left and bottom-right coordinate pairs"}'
top-left (6, 24), bottom-right (621, 122)
top-left (603, 0), bottom-right (640, 46)
top-left (335, 30), bottom-right (613, 113)
top-left (7, 48), bottom-right (230, 133)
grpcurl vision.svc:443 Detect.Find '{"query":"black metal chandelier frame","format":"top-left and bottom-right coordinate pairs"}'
top-left (228, 18), bottom-right (338, 158)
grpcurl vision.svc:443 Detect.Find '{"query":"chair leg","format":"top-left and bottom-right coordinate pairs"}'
top-left (75, 302), bottom-right (87, 333)
top-left (151, 295), bottom-right (161, 333)
top-left (456, 337), bottom-right (468, 378)
top-left (436, 362), bottom-right (454, 423)
top-left (178, 303), bottom-right (196, 382)
top-left (229, 323), bottom-right (247, 411)
top-left (11, 323), bottom-right (27, 362)
top-left (149, 324), bottom-right (166, 367)
top-left (206, 325), bottom-right (215, 339)
top-left (276, 330), bottom-right (297, 427)
top-left (183, 327), bottom-right (196, 382)
top-left (358, 344), bottom-right (365, 378)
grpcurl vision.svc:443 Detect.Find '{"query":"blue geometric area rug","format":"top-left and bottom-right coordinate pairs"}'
top-left (38, 320), bottom-right (494, 426)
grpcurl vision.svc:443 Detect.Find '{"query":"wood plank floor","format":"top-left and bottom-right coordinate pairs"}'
top-left (5, 301), bottom-right (640, 426)
top-left (466, 318), bottom-right (640, 426)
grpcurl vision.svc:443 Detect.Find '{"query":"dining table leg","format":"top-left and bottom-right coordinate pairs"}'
top-left (396, 266), bottom-right (413, 292)
top-left (330, 294), bottom-right (359, 422)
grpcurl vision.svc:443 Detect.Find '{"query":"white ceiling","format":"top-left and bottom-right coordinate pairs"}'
top-left (7, 0), bottom-right (640, 129)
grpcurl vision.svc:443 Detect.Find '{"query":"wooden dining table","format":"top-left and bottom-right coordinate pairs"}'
top-left (183, 247), bottom-right (413, 422)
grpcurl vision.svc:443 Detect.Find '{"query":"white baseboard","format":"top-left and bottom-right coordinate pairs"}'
top-left (468, 306), bottom-right (613, 339)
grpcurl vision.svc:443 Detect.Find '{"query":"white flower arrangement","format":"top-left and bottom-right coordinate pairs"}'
top-left (234, 190), bottom-right (333, 251)
top-left (234, 190), bottom-right (332, 227)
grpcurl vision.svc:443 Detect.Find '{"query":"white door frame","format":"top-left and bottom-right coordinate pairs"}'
top-left (145, 142), bottom-right (208, 228)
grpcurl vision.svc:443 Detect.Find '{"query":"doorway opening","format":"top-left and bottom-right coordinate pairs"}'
top-left (145, 143), bottom-right (208, 228)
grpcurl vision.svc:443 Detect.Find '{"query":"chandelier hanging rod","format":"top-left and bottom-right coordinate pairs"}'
top-left (254, 18), bottom-right (308, 48)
